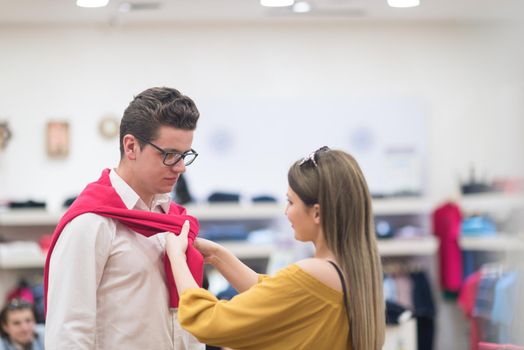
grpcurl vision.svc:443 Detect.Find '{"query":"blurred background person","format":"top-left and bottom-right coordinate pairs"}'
top-left (0, 299), bottom-right (44, 350)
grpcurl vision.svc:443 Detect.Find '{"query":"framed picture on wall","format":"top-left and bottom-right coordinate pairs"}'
top-left (46, 121), bottom-right (69, 158)
top-left (0, 121), bottom-right (12, 151)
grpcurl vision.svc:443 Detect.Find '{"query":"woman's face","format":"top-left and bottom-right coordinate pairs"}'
top-left (285, 187), bottom-right (319, 242)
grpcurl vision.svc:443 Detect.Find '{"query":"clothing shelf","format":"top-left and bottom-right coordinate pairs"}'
top-left (0, 198), bottom-right (435, 226)
top-left (459, 234), bottom-right (524, 251)
top-left (460, 192), bottom-right (524, 213)
top-left (0, 238), bottom-right (441, 269)
top-left (0, 208), bottom-right (61, 226)
top-left (0, 250), bottom-right (46, 269)
top-left (378, 236), bottom-right (438, 256)
top-left (372, 197), bottom-right (433, 216)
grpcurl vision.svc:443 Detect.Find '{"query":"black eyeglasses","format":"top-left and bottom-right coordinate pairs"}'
top-left (135, 135), bottom-right (198, 167)
top-left (299, 146), bottom-right (330, 167)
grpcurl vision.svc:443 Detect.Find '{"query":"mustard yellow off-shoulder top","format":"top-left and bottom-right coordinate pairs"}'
top-left (178, 264), bottom-right (350, 350)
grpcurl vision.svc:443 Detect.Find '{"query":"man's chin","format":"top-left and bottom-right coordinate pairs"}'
top-left (160, 184), bottom-right (176, 195)
top-left (16, 338), bottom-right (34, 346)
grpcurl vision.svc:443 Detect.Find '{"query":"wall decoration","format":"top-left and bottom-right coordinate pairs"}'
top-left (46, 121), bottom-right (70, 158)
top-left (98, 115), bottom-right (120, 139)
top-left (0, 121), bottom-right (12, 151)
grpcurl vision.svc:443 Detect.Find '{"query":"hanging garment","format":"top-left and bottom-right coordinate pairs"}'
top-left (459, 271), bottom-right (482, 350)
top-left (491, 271), bottom-right (520, 344)
top-left (473, 267), bottom-right (501, 343)
top-left (432, 202), bottom-right (463, 295)
top-left (478, 342), bottom-right (524, 350)
top-left (394, 274), bottom-right (414, 310)
top-left (411, 271), bottom-right (436, 350)
top-left (385, 300), bottom-right (410, 325)
top-left (383, 275), bottom-right (397, 302)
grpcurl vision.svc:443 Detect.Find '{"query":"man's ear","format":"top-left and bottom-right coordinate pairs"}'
top-left (122, 134), bottom-right (139, 161)
top-left (312, 203), bottom-right (321, 225)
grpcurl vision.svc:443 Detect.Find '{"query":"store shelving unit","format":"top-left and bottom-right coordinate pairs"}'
top-left (458, 192), bottom-right (524, 251)
top-left (460, 234), bottom-right (524, 251)
top-left (0, 248), bottom-right (46, 269)
top-left (0, 197), bottom-right (435, 226)
top-left (1, 194), bottom-right (521, 298)
top-left (2, 194), bottom-right (521, 266)
top-left (373, 197), bottom-right (433, 216)
top-left (460, 192), bottom-right (524, 213)
top-left (0, 238), bottom-right (444, 270)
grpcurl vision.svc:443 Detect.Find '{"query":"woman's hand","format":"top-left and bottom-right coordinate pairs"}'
top-left (194, 238), bottom-right (223, 265)
top-left (165, 220), bottom-right (190, 260)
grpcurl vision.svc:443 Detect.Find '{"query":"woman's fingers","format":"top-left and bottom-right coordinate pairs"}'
top-left (181, 220), bottom-right (190, 237)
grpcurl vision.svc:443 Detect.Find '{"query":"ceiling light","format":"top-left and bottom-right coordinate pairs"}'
top-left (387, 0), bottom-right (420, 8)
top-left (260, 0), bottom-right (294, 7)
top-left (293, 1), bottom-right (311, 13)
top-left (76, 0), bottom-right (110, 8)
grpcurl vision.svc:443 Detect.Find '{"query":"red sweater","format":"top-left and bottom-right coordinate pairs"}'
top-left (43, 169), bottom-right (203, 313)
top-left (432, 202), bottom-right (463, 293)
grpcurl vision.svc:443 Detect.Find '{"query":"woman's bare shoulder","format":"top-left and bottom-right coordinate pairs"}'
top-left (295, 258), bottom-right (342, 291)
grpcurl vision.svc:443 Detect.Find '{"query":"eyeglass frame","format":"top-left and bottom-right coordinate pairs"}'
top-left (134, 135), bottom-right (198, 167)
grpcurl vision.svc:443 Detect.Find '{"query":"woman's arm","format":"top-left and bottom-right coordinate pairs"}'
top-left (194, 238), bottom-right (259, 292)
top-left (165, 221), bottom-right (259, 294)
top-left (165, 221), bottom-right (199, 294)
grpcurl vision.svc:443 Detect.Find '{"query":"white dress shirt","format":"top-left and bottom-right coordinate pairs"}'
top-left (46, 169), bottom-right (203, 350)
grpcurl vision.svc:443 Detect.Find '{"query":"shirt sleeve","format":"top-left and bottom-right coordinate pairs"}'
top-left (178, 267), bottom-right (313, 349)
top-left (45, 213), bottom-right (114, 349)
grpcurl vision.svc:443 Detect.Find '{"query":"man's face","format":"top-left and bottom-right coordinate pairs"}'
top-left (2, 309), bottom-right (35, 346)
top-left (134, 126), bottom-right (194, 200)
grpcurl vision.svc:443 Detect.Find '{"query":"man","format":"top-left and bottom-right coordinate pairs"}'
top-left (0, 299), bottom-right (44, 350)
top-left (44, 87), bottom-right (204, 349)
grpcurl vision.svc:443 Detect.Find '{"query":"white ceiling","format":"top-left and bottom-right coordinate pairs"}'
top-left (0, 0), bottom-right (523, 25)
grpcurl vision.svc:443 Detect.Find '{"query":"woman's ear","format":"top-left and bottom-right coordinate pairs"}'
top-left (122, 134), bottom-right (139, 161)
top-left (312, 203), bottom-right (321, 225)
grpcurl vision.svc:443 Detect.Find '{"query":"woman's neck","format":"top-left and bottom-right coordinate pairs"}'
top-left (313, 238), bottom-right (336, 261)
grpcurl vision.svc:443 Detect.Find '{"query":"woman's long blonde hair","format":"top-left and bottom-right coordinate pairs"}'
top-left (288, 148), bottom-right (385, 350)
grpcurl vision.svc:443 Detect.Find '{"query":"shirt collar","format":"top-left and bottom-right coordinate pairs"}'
top-left (109, 169), bottom-right (171, 213)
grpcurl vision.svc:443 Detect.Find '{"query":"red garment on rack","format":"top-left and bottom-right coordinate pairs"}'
top-left (43, 168), bottom-right (203, 314)
top-left (432, 202), bottom-right (463, 293)
top-left (459, 271), bottom-right (482, 350)
top-left (479, 343), bottom-right (524, 350)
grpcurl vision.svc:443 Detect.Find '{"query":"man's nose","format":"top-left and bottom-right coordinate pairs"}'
top-left (171, 161), bottom-right (186, 173)
top-left (22, 322), bottom-right (33, 332)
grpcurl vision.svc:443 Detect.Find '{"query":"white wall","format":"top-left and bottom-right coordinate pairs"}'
top-left (0, 21), bottom-right (523, 209)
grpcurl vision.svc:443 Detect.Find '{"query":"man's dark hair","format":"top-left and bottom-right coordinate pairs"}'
top-left (119, 87), bottom-right (200, 157)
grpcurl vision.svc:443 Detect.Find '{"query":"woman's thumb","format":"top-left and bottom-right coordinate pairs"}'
top-left (181, 220), bottom-right (190, 237)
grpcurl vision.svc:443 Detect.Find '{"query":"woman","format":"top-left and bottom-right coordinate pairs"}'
top-left (166, 147), bottom-right (385, 349)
